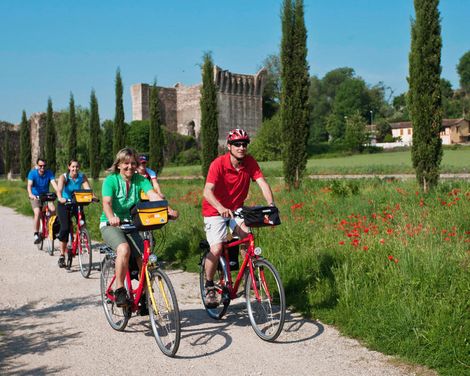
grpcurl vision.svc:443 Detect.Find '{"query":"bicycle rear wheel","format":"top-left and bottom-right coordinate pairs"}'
top-left (147, 268), bottom-right (181, 357)
top-left (245, 259), bottom-right (286, 342)
top-left (100, 256), bottom-right (129, 331)
top-left (78, 228), bottom-right (92, 278)
top-left (199, 253), bottom-right (230, 320)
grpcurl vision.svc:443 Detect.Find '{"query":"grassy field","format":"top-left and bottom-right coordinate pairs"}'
top-left (160, 148), bottom-right (470, 177)
top-left (1, 173), bottom-right (469, 375)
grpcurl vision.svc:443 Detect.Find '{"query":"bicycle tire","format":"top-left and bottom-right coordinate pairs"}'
top-left (78, 228), bottom-right (92, 278)
top-left (45, 235), bottom-right (54, 256)
top-left (37, 219), bottom-right (44, 251)
top-left (245, 259), bottom-right (286, 342)
top-left (100, 256), bottom-right (129, 331)
top-left (147, 268), bottom-right (181, 357)
top-left (199, 253), bottom-right (230, 320)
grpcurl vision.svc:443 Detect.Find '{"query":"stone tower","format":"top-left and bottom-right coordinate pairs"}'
top-left (131, 65), bottom-right (266, 143)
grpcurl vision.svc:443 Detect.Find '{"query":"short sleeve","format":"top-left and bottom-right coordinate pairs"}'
top-left (27, 170), bottom-right (34, 181)
top-left (46, 170), bottom-right (55, 181)
top-left (206, 159), bottom-right (221, 185)
top-left (249, 157), bottom-right (263, 181)
top-left (141, 178), bottom-right (153, 193)
top-left (102, 175), bottom-right (115, 197)
top-left (146, 168), bottom-right (157, 179)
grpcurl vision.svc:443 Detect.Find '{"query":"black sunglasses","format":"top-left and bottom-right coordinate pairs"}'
top-left (231, 141), bottom-right (248, 148)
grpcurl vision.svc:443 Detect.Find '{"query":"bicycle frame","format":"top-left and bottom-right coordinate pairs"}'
top-left (105, 231), bottom-right (159, 314)
top-left (219, 233), bottom-right (267, 302)
top-left (68, 204), bottom-right (86, 256)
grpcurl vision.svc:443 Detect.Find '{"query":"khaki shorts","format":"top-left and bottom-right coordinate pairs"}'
top-left (30, 198), bottom-right (55, 212)
top-left (203, 215), bottom-right (248, 247)
top-left (100, 225), bottom-right (144, 258)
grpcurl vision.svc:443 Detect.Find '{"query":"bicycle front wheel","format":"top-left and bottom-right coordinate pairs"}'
top-left (44, 234), bottom-right (54, 256)
top-left (100, 256), bottom-right (129, 331)
top-left (78, 228), bottom-right (92, 278)
top-left (37, 220), bottom-right (44, 251)
top-left (199, 253), bottom-right (230, 320)
top-left (245, 259), bottom-right (286, 342)
top-left (147, 268), bottom-right (181, 357)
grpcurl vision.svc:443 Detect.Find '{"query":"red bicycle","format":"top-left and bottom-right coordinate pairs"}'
top-left (199, 206), bottom-right (286, 342)
top-left (36, 192), bottom-right (57, 255)
top-left (100, 200), bottom-right (181, 357)
top-left (63, 190), bottom-right (97, 278)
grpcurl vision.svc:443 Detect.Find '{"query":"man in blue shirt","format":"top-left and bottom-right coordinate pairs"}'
top-left (27, 158), bottom-right (59, 244)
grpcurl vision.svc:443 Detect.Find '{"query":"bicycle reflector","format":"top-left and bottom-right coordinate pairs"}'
top-left (254, 247), bottom-right (262, 255)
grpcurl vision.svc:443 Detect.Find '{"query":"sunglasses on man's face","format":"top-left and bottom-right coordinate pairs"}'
top-left (231, 142), bottom-right (248, 148)
top-left (38, 164), bottom-right (46, 168)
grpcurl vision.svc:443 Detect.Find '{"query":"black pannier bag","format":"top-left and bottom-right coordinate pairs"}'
top-left (240, 206), bottom-right (281, 228)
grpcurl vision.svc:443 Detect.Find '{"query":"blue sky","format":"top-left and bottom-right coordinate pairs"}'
top-left (0, 0), bottom-right (468, 124)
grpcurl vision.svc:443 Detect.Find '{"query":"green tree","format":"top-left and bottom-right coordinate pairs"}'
top-left (89, 90), bottom-right (101, 179)
top-left (101, 119), bottom-right (114, 169)
top-left (68, 93), bottom-right (77, 161)
top-left (113, 68), bottom-right (125, 154)
top-left (457, 50), bottom-right (470, 93)
top-left (20, 110), bottom-right (31, 180)
top-left (127, 120), bottom-right (149, 152)
top-left (3, 128), bottom-right (11, 177)
top-left (261, 54), bottom-right (281, 119)
top-left (280, 0), bottom-right (310, 189)
top-left (375, 119), bottom-right (392, 142)
top-left (45, 98), bottom-right (57, 173)
top-left (344, 111), bottom-right (367, 152)
top-left (149, 81), bottom-right (165, 174)
top-left (199, 52), bottom-right (219, 177)
top-left (325, 113), bottom-right (344, 141)
top-left (249, 113), bottom-right (282, 161)
top-left (408, 0), bottom-right (443, 192)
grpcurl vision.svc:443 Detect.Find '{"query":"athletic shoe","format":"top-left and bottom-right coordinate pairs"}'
top-left (58, 256), bottom-right (66, 268)
top-left (114, 287), bottom-right (128, 307)
top-left (204, 286), bottom-right (218, 308)
top-left (34, 233), bottom-right (41, 244)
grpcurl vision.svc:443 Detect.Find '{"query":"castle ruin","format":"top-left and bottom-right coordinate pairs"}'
top-left (131, 65), bottom-right (266, 143)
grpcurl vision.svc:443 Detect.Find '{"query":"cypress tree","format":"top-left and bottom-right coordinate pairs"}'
top-left (200, 52), bottom-right (219, 177)
top-left (89, 90), bottom-right (101, 179)
top-left (20, 110), bottom-right (31, 180)
top-left (408, 0), bottom-right (443, 192)
top-left (113, 68), bottom-right (125, 155)
top-left (68, 93), bottom-right (77, 161)
top-left (3, 129), bottom-right (11, 177)
top-left (149, 80), bottom-right (164, 174)
top-left (45, 98), bottom-right (57, 173)
top-left (101, 120), bottom-right (114, 169)
top-left (280, 0), bottom-right (310, 189)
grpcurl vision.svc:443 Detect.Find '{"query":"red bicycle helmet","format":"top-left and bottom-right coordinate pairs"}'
top-left (227, 128), bottom-right (250, 144)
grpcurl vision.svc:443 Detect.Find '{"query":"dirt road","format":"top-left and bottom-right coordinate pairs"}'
top-left (0, 206), bottom-right (433, 376)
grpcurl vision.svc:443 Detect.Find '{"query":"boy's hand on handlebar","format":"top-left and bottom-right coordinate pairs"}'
top-left (108, 216), bottom-right (120, 227)
top-left (59, 197), bottom-right (66, 204)
top-left (168, 207), bottom-right (179, 220)
top-left (218, 207), bottom-right (233, 218)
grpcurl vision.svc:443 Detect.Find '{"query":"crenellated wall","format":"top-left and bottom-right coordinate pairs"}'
top-left (130, 65), bottom-right (266, 144)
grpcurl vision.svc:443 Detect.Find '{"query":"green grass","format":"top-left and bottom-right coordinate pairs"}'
top-left (1, 177), bottom-right (469, 375)
top-left (160, 148), bottom-right (470, 177)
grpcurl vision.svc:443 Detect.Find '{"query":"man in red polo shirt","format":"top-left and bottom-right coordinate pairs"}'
top-left (202, 128), bottom-right (275, 307)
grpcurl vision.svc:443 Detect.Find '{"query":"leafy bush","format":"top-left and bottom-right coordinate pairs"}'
top-left (249, 113), bottom-right (282, 161)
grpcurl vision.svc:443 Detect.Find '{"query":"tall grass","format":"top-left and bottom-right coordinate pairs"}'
top-left (160, 148), bottom-right (470, 177)
top-left (0, 177), bottom-right (468, 375)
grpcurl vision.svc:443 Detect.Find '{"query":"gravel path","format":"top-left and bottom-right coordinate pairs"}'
top-left (0, 206), bottom-right (435, 376)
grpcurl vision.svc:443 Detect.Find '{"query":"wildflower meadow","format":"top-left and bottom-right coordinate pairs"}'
top-left (0, 177), bottom-right (468, 375)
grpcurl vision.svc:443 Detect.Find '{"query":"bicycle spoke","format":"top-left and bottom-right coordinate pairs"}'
top-left (147, 269), bottom-right (180, 357)
top-left (245, 259), bottom-right (286, 342)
